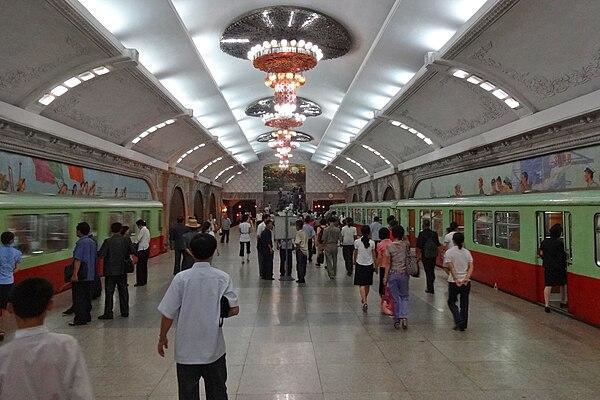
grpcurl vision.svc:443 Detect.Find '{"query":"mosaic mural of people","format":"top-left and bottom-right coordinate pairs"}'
top-left (414, 146), bottom-right (600, 198)
top-left (0, 150), bottom-right (151, 199)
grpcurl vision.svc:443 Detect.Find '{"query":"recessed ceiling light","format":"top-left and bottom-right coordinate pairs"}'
top-left (480, 82), bottom-right (495, 91)
top-left (408, 128), bottom-right (417, 134)
top-left (416, 132), bottom-right (425, 139)
top-left (148, 126), bottom-right (158, 133)
top-left (64, 77), bottom-right (81, 88)
top-left (165, 119), bottom-right (175, 125)
top-left (424, 138), bottom-right (433, 145)
top-left (492, 89), bottom-right (508, 99)
top-left (139, 131), bottom-right (150, 138)
top-left (390, 120), bottom-right (401, 126)
top-left (92, 66), bottom-right (110, 75)
top-left (132, 137), bottom-right (141, 144)
top-left (78, 71), bottom-right (95, 81)
top-left (467, 75), bottom-right (483, 85)
top-left (50, 85), bottom-right (68, 97)
top-left (156, 123), bottom-right (166, 129)
top-left (38, 94), bottom-right (56, 105)
top-left (453, 69), bottom-right (469, 79)
top-left (400, 124), bottom-right (409, 130)
top-left (505, 98), bottom-right (520, 109)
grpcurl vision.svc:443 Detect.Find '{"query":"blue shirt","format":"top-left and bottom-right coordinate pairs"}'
top-left (0, 245), bottom-right (21, 285)
top-left (73, 235), bottom-right (97, 281)
top-left (370, 222), bottom-right (382, 241)
top-left (302, 224), bottom-right (315, 239)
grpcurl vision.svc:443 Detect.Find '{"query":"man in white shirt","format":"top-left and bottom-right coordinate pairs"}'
top-left (158, 234), bottom-right (239, 400)
top-left (341, 218), bottom-right (358, 276)
top-left (0, 277), bottom-right (94, 400)
top-left (135, 219), bottom-right (151, 287)
top-left (256, 214), bottom-right (270, 279)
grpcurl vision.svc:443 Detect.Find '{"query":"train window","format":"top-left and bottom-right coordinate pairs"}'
top-left (82, 212), bottom-right (98, 238)
top-left (109, 212), bottom-right (123, 226)
top-left (473, 211), bottom-right (493, 246)
top-left (450, 210), bottom-right (465, 233)
top-left (124, 211), bottom-right (136, 230)
top-left (8, 214), bottom-right (69, 256)
top-left (595, 214), bottom-right (600, 267)
top-left (420, 209), bottom-right (443, 236)
top-left (495, 212), bottom-right (520, 251)
top-left (46, 214), bottom-right (69, 252)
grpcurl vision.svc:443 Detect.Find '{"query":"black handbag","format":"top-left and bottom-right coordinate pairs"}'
top-left (64, 261), bottom-right (87, 283)
top-left (219, 296), bottom-right (231, 327)
top-left (124, 257), bottom-right (135, 273)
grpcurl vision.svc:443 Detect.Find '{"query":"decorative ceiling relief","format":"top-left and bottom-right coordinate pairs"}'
top-left (470, 41), bottom-right (600, 98)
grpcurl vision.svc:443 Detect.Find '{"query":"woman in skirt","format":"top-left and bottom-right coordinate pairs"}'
top-left (353, 225), bottom-right (376, 312)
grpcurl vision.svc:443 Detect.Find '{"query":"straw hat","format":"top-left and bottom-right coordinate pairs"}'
top-left (186, 218), bottom-right (201, 228)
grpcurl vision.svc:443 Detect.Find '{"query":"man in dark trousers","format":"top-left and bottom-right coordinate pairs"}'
top-left (170, 216), bottom-right (190, 275)
top-left (416, 218), bottom-right (441, 294)
top-left (69, 222), bottom-right (97, 326)
top-left (258, 220), bottom-right (274, 280)
top-left (98, 222), bottom-right (132, 319)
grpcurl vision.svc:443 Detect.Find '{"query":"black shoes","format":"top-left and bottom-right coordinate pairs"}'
top-left (98, 314), bottom-right (113, 320)
top-left (134, 284), bottom-right (146, 287)
top-left (296, 279), bottom-right (306, 283)
top-left (68, 321), bottom-right (87, 326)
top-left (425, 290), bottom-right (435, 294)
top-left (121, 314), bottom-right (129, 318)
top-left (545, 306), bottom-right (551, 313)
top-left (62, 307), bottom-right (74, 315)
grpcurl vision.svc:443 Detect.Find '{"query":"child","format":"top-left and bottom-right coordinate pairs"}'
top-left (0, 278), bottom-right (94, 399)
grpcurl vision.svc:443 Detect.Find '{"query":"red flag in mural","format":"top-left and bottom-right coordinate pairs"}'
top-left (32, 158), bottom-right (56, 184)
top-left (68, 165), bottom-right (84, 182)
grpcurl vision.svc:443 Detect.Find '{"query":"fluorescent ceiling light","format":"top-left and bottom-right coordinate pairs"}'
top-left (64, 77), bottom-right (81, 88)
top-left (424, 138), bottom-right (433, 145)
top-left (38, 94), bottom-right (55, 105)
top-left (148, 126), bottom-right (158, 133)
top-left (165, 119), bottom-right (175, 125)
top-left (390, 120), bottom-right (401, 126)
top-left (453, 70), bottom-right (469, 79)
top-left (492, 89), bottom-right (508, 99)
top-left (408, 128), bottom-right (417, 134)
top-left (505, 98), bottom-right (520, 109)
top-left (132, 137), bottom-right (141, 144)
top-left (78, 71), bottom-right (95, 81)
top-left (92, 66), bottom-right (110, 75)
top-left (400, 124), bottom-right (408, 130)
top-left (467, 75), bottom-right (483, 85)
top-left (50, 85), bottom-right (68, 96)
top-left (139, 131), bottom-right (150, 138)
top-left (480, 82), bottom-right (495, 91)
top-left (416, 132), bottom-right (425, 139)
top-left (156, 123), bottom-right (166, 129)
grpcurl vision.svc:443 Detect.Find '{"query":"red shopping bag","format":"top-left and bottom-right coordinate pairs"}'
top-left (381, 286), bottom-right (394, 316)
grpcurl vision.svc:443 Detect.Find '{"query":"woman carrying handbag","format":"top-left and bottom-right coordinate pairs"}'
top-left (384, 225), bottom-right (411, 329)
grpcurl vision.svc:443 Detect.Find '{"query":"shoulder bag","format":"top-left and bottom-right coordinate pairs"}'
top-left (405, 243), bottom-right (420, 277)
top-left (64, 261), bottom-right (87, 283)
top-left (219, 296), bottom-right (231, 327)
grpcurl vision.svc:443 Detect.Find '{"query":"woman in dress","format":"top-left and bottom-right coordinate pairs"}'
top-left (384, 225), bottom-right (411, 329)
top-left (0, 231), bottom-right (21, 340)
top-left (539, 223), bottom-right (568, 313)
top-left (445, 233), bottom-right (474, 331)
top-left (353, 225), bottom-right (376, 312)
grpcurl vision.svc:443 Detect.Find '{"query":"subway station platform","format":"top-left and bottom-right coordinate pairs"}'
top-left (3, 232), bottom-right (600, 399)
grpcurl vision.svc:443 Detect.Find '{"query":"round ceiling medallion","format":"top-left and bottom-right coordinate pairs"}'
top-left (220, 6), bottom-right (352, 61)
top-left (246, 97), bottom-right (322, 118)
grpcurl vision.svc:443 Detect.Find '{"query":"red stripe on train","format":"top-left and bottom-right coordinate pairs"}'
top-left (13, 236), bottom-right (165, 293)
top-left (470, 250), bottom-right (600, 326)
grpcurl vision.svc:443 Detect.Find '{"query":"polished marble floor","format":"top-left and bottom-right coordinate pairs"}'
top-left (2, 232), bottom-right (600, 399)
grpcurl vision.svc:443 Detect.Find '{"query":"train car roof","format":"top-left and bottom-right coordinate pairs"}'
top-left (0, 192), bottom-right (163, 209)
top-left (332, 191), bottom-right (600, 208)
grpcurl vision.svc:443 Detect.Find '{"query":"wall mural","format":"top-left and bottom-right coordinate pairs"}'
top-left (0, 150), bottom-right (151, 199)
top-left (413, 146), bottom-right (600, 198)
top-left (263, 163), bottom-right (306, 192)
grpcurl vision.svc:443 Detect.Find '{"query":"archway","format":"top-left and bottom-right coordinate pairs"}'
top-left (169, 187), bottom-right (185, 228)
top-left (352, 193), bottom-right (358, 202)
top-left (383, 186), bottom-right (395, 200)
top-left (209, 193), bottom-right (217, 221)
top-left (365, 190), bottom-right (373, 202)
top-left (194, 191), bottom-right (204, 222)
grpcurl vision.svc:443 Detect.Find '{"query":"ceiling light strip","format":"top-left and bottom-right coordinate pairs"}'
top-left (452, 69), bottom-right (521, 109)
top-left (198, 157), bottom-right (223, 174)
top-left (327, 172), bottom-right (344, 184)
top-left (214, 165), bottom-right (234, 180)
top-left (361, 144), bottom-right (391, 165)
top-left (334, 165), bottom-right (354, 180)
top-left (225, 171), bottom-right (244, 184)
top-left (388, 120), bottom-right (434, 146)
top-left (37, 65), bottom-right (111, 106)
top-left (176, 143), bottom-right (206, 164)
top-left (132, 118), bottom-right (176, 145)
top-left (345, 156), bottom-right (369, 175)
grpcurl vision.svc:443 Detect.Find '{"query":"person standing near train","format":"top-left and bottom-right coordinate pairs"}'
top-left (134, 219), bottom-right (150, 287)
top-left (98, 222), bottom-right (131, 320)
top-left (416, 219), bottom-right (441, 294)
top-left (0, 231), bottom-right (21, 340)
top-left (539, 223), bottom-right (568, 313)
top-left (445, 233), bottom-right (473, 331)
top-left (169, 216), bottom-right (190, 275)
top-left (69, 222), bottom-right (97, 326)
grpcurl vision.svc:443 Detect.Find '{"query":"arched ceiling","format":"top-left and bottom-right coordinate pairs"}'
top-left (2, 0), bottom-right (600, 187)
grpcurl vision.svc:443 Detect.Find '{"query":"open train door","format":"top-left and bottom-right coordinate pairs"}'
top-left (536, 211), bottom-right (572, 312)
top-left (408, 209), bottom-right (416, 247)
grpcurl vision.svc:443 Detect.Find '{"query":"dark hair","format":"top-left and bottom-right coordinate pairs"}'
top-left (320, 218), bottom-right (327, 226)
top-left (111, 222), bottom-right (123, 233)
top-left (121, 225), bottom-right (130, 236)
top-left (328, 216), bottom-right (337, 223)
top-left (522, 171), bottom-right (528, 179)
top-left (448, 222), bottom-right (459, 232)
top-left (262, 214), bottom-right (269, 221)
top-left (391, 225), bottom-right (405, 239)
top-left (360, 225), bottom-right (371, 248)
top-left (177, 216), bottom-right (184, 223)
top-left (497, 176), bottom-right (502, 182)
top-left (1, 231), bottom-right (15, 245)
top-left (379, 227), bottom-right (390, 240)
top-left (549, 223), bottom-right (563, 239)
top-left (346, 218), bottom-right (354, 227)
top-left (491, 178), bottom-right (496, 185)
top-left (189, 234), bottom-right (217, 260)
top-left (374, 216), bottom-right (379, 222)
top-left (453, 232), bottom-right (465, 249)
top-left (387, 215), bottom-right (395, 224)
top-left (304, 216), bottom-right (311, 223)
top-left (201, 221), bottom-right (211, 233)
top-left (9, 278), bottom-right (54, 319)
top-left (296, 220), bottom-right (304, 229)
top-left (77, 222), bottom-right (90, 235)
top-left (242, 214), bottom-right (248, 222)
top-left (389, 220), bottom-right (399, 228)
top-left (422, 219), bottom-right (431, 228)
top-left (136, 219), bottom-right (146, 227)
